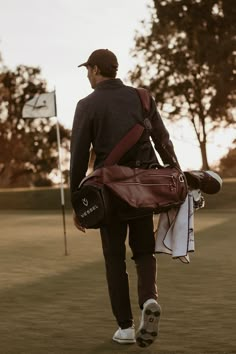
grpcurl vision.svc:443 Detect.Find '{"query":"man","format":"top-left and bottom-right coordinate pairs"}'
top-left (70, 49), bottom-right (180, 348)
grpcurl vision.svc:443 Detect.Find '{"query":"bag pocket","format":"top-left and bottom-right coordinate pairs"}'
top-left (72, 185), bottom-right (111, 229)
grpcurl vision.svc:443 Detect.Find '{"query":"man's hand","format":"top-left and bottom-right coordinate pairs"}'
top-left (73, 211), bottom-right (86, 233)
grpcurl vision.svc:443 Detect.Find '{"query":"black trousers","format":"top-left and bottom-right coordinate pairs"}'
top-left (100, 214), bottom-right (158, 329)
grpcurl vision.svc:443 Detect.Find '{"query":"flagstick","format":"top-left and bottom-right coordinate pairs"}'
top-left (56, 119), bottom-right (68, 256)
top-left (57, 119), bottom-right (68, 256)
top-left (54, 92), bottom-right (68, 256)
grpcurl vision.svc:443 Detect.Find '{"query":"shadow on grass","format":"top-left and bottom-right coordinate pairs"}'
top-left (0, 213), bottom-right (236, 354)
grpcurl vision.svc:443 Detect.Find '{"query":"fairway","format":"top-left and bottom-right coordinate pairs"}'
top-left (0, 209), bottom-right (235, 354)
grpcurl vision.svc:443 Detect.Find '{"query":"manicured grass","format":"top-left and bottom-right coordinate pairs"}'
top-left (0, 209), bottom-right (235, 354)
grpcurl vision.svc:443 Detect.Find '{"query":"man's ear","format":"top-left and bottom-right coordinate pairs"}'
top-left (93, 65), bottom-right (101, 75)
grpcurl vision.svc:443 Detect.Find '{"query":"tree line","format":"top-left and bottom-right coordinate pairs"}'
top-left (0, 61), bottom-right (70, 187)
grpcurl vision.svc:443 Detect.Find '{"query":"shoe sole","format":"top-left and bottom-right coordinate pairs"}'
top-left (112, 337), bottom-right (136, 344)
top-left (136, 302), bottom-right (161, 348)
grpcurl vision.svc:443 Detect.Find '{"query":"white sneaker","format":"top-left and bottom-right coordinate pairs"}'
top-left (136, 299), bottom-right (161, 348)
top-left (112, 326), bottom-right (136, 344)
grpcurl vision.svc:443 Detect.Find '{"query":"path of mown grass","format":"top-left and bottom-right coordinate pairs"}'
top-left (0, 209), bottom-right (235, 354)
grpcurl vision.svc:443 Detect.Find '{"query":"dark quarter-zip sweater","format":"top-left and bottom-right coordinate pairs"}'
top-left (70, 78), bottom-right (180, 195)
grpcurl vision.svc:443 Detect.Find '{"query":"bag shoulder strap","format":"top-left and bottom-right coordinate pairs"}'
top-left (104, 88), bottom-right (151, 166)
top-left (136, 87), bottom-right (151, 114)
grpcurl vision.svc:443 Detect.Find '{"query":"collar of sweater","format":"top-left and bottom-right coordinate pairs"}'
top-left (95, 78), bottom-right (124, 90)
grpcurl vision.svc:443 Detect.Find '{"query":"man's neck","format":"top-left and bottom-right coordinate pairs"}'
top-left (95, 76), bottom-right (114, 87)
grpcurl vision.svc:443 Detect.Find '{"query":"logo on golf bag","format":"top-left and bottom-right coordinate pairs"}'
top-left (80, 204), bottom-right (99, 219)
top-left (82, 198), bottom-right (89, 206)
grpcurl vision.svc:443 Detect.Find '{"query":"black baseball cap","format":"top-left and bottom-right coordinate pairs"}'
top-left (78, 49), bottom-right (118, 77)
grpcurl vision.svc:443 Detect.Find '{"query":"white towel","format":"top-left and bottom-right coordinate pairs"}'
top-left (155, 192), bottom-right (196, 263)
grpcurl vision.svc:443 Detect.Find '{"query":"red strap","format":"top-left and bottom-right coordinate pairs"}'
top-left (136, 88), bottom-right (151, 113)
top-left (104, 88), bottom-right (151, 166)
top-left (104, 124), bottom-right (144, 166)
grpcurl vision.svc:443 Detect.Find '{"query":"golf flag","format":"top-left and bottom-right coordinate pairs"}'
top-left (22, 90), bottom-right (68, 255)
top-left (22, 92), bottom-right (56, 118)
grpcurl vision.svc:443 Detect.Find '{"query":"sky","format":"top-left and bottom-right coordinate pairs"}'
top-left (0, 0), bottom-right (234, 170)
top-left (0, 0), bottom-right (149, 127)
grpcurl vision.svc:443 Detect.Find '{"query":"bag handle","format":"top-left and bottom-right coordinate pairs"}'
top-left (104, 88), bottom-right (151, 166)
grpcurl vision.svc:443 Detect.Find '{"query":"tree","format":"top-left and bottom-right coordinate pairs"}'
top-left (129, 0), bottom-right (236, 169)
top-left (0, 62), bottom-right (70, 187)
top-left (218, 140), bottom-right (236, 177)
